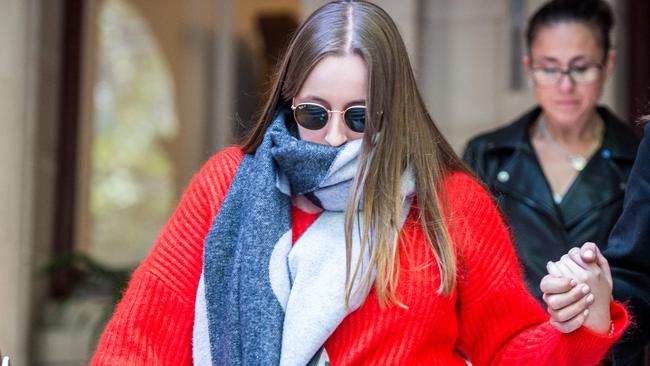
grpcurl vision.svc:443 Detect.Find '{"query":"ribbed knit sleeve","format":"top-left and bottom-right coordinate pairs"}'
top-left (449, 173), bottom-right (629, 366)
top-left (90, 147), bottom-right (244, 366)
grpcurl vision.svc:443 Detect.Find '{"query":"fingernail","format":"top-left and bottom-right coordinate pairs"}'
top-left (583, 309), bottom-right (590, 317)
top-left (570, 279), bottom-right (577, 287)
top-left (582, 285), bottom-right (590, 294)
top-left (586, 294), bottom-right (595, 304)
top-left (585, 250), bottom-right (595, 259)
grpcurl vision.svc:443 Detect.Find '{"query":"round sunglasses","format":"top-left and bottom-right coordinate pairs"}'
top-left (291, 100), bottom-right (366, 133)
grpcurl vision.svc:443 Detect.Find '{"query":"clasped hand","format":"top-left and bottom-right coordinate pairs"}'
top-left (540, 242), bottom-right (613, 334)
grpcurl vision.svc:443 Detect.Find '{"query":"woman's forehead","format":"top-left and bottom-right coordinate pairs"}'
top-left (296, 54), bottom-right (368, 105)
top-left (530, 22), bottom-right (603, 61)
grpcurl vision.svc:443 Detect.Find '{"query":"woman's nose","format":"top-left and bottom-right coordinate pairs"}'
top-left (324, 111), bottom-right (348, 146)
top-left (558, 72), bottom-right (576, 92)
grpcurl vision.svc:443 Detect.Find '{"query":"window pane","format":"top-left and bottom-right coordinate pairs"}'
top-left (89, 0), bottom-right (178, 267)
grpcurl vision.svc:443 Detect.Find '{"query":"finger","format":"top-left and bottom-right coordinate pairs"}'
top-left (596, 250), bottom-right (610, 277)
top-left (579, 242), bottom-right (598, 263)
top-left (586, 245), bottom-right (611, 283)
top-left (547, 261), bottom-right (563, 277)
top-left (550, 311), bottom-right (588, 334)
top-left (568, 247), bottom-right (590, 270)
top-left (540, 274), bottom-right (576, 294)
top-left (560, 254), bottom-right (588, 279)
top-left (554, 257), bottom-right (576, 279)
top-left (548, 294), bottom-right (594, 322)
top-left (544, 282), bottom-right (591, 310)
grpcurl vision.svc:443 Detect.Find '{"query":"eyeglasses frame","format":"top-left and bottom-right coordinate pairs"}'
top-left (529, 63), bottom-right (604, 86)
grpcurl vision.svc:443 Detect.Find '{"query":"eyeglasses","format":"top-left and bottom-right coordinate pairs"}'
top-left (529, 64), bottom-right (603, 86)
top-left (291, 100), bottom-right (366, 133)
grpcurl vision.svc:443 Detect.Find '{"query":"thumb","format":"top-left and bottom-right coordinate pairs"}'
top-left (596, 249), bottom-right (613, 292)
top-left (579, 242), bottom-right (599, 263)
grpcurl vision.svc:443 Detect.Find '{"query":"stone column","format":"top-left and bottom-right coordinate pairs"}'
top-left (0, 0), bottom-right (40, 363)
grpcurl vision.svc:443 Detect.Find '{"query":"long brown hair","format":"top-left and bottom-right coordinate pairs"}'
top-left (241, 0), bottom-right (466, 306)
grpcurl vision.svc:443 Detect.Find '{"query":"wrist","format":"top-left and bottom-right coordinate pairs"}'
top-left (584, 312), bottom-right (612, 335)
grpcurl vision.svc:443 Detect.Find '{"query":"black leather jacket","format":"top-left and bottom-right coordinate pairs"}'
top-left (463, 106), bottom-right (640, 302)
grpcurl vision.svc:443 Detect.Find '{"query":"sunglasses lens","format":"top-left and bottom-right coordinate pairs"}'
top-left (344, 107), bottom-right (366, 133)
top-left (293, 104), bottom-right (328, 130)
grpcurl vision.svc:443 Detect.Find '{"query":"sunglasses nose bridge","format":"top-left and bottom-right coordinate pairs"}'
top-left (327, 109), bottom-right (347, 128)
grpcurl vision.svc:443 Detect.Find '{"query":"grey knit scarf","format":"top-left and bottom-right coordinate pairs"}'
top-left (192, 108), bottom-right (415, 366)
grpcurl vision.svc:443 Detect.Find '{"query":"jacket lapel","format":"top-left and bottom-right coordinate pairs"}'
top-left (484, 106), bottom-right (638, 229)
top-left (493, 144), bottom-right (560, 223)
top-left (559, 108), bottom-right (638, 227)
top-left (484, 108), bottom-right (560, 223)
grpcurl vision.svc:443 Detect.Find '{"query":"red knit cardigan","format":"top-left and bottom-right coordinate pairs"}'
top-left (90, 147), bottom-right (628, 365)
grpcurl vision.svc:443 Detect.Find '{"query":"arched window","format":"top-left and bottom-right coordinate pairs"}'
top-left (89, 0), bottom-right (178, 267)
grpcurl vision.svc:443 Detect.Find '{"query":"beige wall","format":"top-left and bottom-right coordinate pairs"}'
top-left (418, 0), bottom-right (532, 150)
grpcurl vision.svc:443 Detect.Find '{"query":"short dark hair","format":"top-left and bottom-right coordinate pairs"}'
top-left (526, 0), bottom-right (614, 59)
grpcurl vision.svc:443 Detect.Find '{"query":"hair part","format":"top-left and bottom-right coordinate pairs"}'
top-left (240, 0), bottom-right (466, 307)
top-left (526, 0), bottom-right (615, 62)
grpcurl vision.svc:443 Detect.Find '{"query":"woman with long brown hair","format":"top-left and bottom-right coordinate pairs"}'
top-left (91, 1), bottom-right (626, 365)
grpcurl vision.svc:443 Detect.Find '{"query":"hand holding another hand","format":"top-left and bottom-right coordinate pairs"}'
top-left (540, 242), bottom-right (613, 334)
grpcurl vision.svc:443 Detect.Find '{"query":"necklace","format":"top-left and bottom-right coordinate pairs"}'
top-left (537, 116), bottom-right (602, 172)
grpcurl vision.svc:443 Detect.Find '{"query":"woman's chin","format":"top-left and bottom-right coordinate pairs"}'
top-left (544, 108), bottom-right (590, 126)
